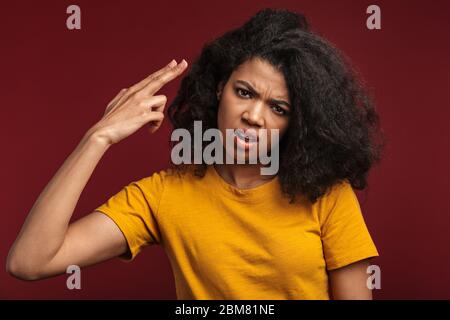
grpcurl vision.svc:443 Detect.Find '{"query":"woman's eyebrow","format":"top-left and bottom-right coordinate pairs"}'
top-left (235, 80), bottom-right (291, 108)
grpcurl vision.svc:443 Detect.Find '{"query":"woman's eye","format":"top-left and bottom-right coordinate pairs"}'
top-left (271, 105), bottom-right (286, 115)
top-left (236, 88), bottom-right (252, 98)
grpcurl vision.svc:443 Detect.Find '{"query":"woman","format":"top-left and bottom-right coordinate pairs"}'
top-left (6, 8), bottom-right (385, 300)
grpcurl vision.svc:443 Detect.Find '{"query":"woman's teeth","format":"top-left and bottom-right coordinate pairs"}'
top-left (234, 130), bottom-right (257, 143)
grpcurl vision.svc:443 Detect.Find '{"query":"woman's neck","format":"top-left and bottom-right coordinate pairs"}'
top-left (213, 163), bottom-right (276, 189)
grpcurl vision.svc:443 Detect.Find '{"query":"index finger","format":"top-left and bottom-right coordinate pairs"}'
top-left (142, 59), bottom-right (188, 96)
top-left (127, 59), bottom-right (178, 95)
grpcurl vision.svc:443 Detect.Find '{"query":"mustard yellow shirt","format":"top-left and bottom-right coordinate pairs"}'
top-left (95, 165), bottom-right (379, 299)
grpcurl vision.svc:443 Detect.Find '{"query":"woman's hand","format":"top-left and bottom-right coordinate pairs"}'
top-left (89, 59), bottom-right (188, 146)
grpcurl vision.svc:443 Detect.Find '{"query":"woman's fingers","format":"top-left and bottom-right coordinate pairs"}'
top-left (147, 94), bottom-right (167, 113)
top-left (140, 59), bottom-right (188, 97)
top-left (103, 57), bottom-right (182, 116)
top-left (127, 59), bottom-right (178, 96)
top-left (140, 95), bottom-right (167, 132)
top-left (146, 111), bottom-right (165, 133)
top-left (104, 88), bottom-right (128, 115)
top-left (138, 95), bottom-right (167, 113)
top-left (91, 59), bottom-right (187, 145)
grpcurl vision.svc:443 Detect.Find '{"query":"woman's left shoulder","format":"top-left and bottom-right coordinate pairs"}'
top-left (313, 179), bottom-right (360, 220)
top-left (322, 179), bottom-right (355, 202)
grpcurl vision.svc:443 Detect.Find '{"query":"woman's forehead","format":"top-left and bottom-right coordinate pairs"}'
top-left (230, 58), bottom-right (289, 99)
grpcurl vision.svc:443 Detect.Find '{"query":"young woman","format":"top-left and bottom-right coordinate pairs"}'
top-left (7, 8), bottom-right (385, 300)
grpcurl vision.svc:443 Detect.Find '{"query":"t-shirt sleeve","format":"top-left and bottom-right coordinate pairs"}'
top-left (93, 170), bottom-right (166, 261)
top-left (317, 180), bottom-right (379, 271)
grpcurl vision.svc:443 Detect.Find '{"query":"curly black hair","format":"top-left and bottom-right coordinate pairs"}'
top-left (167, 8), bottom-right (386, 204)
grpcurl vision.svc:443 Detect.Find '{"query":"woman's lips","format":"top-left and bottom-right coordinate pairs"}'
top-left (234, 129), bottom-right (258, 142)
top-left (234, 129), bottom-right (258, 150)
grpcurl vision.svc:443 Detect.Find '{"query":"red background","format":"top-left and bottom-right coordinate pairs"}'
top-left (1, 0), bottom-right (449, 299)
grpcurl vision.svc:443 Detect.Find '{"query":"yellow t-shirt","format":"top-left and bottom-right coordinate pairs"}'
top-left (95, 165), bottom-right (379, 299)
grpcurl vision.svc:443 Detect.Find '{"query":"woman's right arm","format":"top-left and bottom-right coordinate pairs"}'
top-left (6, 59), bottom-right (188, 280)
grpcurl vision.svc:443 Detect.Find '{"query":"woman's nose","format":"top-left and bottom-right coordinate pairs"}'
top-left (243, 102), bottom-right (265, 127)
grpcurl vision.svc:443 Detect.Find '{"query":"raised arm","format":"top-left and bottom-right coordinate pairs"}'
top-left (6, 59), bottom-right (188, 280)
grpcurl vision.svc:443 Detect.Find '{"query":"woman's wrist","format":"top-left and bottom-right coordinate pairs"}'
top-left (82, 126), bottom-right (113, 151)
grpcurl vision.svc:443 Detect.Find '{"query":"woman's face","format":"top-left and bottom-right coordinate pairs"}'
top-left (217, 57), bottom-right (291, 161)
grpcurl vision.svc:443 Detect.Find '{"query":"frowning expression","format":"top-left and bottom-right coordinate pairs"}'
top-left (217, 57), bottom-right (291, 159)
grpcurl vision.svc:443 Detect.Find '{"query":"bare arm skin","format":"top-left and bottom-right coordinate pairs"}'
top-left (6, 59), bottom-right (188, 280)
top-left (328, 258), bottom-right (373, 300)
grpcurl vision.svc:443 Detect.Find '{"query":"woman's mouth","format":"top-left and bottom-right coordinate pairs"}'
top-left (234, 129), bottom-right (258, 150)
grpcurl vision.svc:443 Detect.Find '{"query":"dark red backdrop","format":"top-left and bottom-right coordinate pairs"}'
top-left (1, 0), bottom-right (449, 299)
